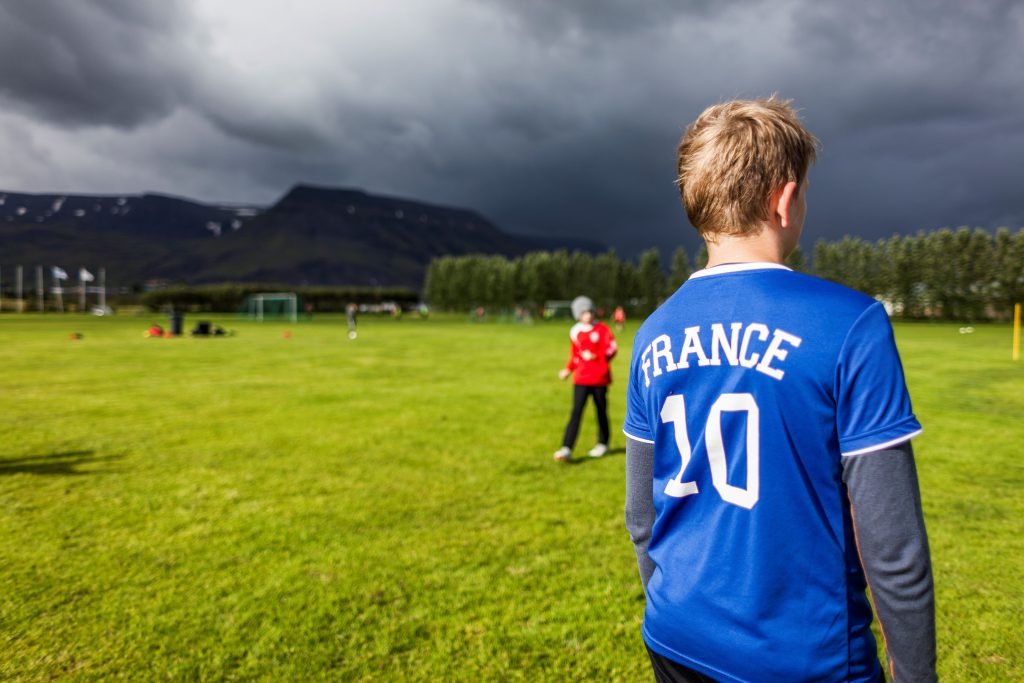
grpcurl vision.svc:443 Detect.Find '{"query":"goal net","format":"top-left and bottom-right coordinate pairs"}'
top-left (242, 292), bottom-right (299, 322)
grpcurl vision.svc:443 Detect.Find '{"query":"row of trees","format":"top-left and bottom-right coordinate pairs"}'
top-left (424, 227), bottom-right (1023, 320)
top-left (814, 227), bottom-right (1024, 320)
top-left (423, 248), bottom-right (686, 316)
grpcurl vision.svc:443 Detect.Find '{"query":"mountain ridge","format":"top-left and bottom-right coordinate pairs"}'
top-left (0, 185), bottom-right (604, 288)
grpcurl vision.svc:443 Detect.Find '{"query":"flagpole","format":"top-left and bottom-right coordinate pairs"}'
top-left (36, 266), bottom-right (44, 312)
top-left (16, 265), bottom-right (23, 312)
top-left (99, 268), bottom-right (106, 310)
top-left (53, 271), bottom-right (64, 313)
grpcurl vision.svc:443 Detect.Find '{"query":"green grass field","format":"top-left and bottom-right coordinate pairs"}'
top-left (1, 313), bottom-right (1021, 681)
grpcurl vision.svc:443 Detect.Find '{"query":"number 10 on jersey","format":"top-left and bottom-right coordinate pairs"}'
top-left (660, 393), bottom-right (760, 510)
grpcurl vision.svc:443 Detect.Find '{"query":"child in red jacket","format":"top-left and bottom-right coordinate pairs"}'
top-left (554, 296), bottom-right (618, 462)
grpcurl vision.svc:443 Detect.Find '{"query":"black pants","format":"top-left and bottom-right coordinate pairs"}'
top-left (646, 645), bottom-right (720, 683)
top-left (646, 644), bottom-right (886, 683)
top-left (561, 384), bottom-right (609, 449)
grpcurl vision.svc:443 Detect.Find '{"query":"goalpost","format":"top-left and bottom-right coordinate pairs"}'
top-left (243, 292), bottom-right (299, 322)
top-left (1013, 303), bottom-right (1021, 362)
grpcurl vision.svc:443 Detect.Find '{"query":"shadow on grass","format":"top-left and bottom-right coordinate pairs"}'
top-left (0, 450), bottom-right (124, 476)
top-left (565, 446), bottom-right (625, 465)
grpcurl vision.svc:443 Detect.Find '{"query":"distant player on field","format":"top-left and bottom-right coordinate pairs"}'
top-left (346, 302), bottom-right (358, 339)
top-left (623, 98), bottom-right (935, 682)
top-left (613, 305), bottom-right (626, 332)
top-left (554, 296), bottom-right (618, 461)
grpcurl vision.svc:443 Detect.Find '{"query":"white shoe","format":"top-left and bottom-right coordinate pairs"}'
top-left (588, 443), bottom-right (608, 458)
top-left (553, 447), bottom-right (572, 462)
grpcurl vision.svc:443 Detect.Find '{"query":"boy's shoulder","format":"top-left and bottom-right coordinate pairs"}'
top-left (679, 265), bottom-right (876, 311)
top-left (635, 267), bottom-right (880, 347)
top-left (759, 268), bottom-right (878, 309)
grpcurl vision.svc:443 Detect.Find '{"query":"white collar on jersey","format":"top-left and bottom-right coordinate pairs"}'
top-left (570, 321), bottom-right (594, 340)
top-left (688, 262), bottom-right (792, 280)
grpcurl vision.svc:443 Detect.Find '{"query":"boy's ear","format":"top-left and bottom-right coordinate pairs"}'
top-left (775, 181), bottom-right (799, 228)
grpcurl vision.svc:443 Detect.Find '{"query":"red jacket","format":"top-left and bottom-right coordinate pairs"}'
top-left (565, 321), bottom-right (617, 386)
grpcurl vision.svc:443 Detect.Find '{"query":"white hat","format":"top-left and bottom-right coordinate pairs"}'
top-left (571, 296), bottom-right (594, 321)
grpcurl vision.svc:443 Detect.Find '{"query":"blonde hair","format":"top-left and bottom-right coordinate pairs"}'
top-left (676, 97), bottom-right (818, 239)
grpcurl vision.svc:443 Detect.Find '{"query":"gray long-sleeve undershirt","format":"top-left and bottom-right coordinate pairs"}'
top-left (624, 436), bottom-right (936, 682)
top-left (624, 437), bottom-right (657, 590)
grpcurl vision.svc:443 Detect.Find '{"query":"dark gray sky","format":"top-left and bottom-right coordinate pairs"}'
top-left (1, 0), bottom-right (1022, 257)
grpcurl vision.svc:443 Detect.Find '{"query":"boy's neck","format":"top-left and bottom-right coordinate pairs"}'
top-left (704, 228), bottom-right (789, 268)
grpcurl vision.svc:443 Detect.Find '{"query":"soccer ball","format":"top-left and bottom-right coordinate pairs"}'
top-left (348, 330), bottom-right (358, 340)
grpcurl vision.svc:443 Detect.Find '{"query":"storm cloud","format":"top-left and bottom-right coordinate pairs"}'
top-left (0, 0), bottom-right (1021, 257)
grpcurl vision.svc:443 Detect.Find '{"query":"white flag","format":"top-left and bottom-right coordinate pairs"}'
top-left (80, 268), bottom-right (94, 282)
top-left (52, 266), bottom-right (68, 280)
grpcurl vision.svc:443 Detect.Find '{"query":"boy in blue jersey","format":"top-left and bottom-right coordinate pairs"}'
top-left (623, 98), bottom-right (935, 682)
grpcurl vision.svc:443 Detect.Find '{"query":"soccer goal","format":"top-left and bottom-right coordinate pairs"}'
top-left (242, 292), bottom-right (299, 322)
top-left (542, 300), bottom-right (574, 320)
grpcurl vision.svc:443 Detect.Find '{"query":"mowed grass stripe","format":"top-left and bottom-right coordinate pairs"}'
top-left (1, 314), bottom-right (1021, 681)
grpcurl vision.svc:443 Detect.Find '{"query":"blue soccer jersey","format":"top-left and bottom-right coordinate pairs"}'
top-left (623, 262), bottom-right (921, 683)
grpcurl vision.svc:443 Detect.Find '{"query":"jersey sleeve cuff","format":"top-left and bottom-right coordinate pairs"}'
top-left (623, 428), bottom-right (655, 444)
top-left (840, 416), bottom-right (922, 456)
